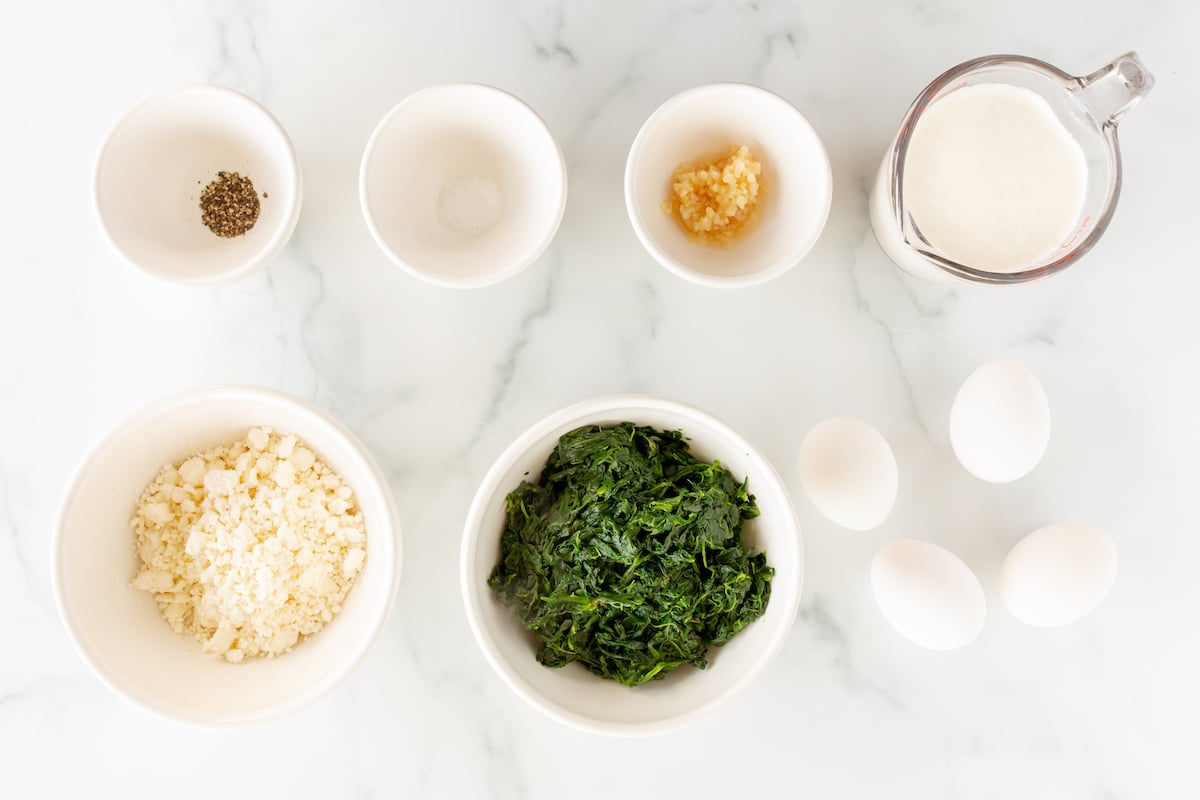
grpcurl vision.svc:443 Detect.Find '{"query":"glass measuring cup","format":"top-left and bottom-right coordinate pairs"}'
top-left (869, 52), bottom-right (1154, 284)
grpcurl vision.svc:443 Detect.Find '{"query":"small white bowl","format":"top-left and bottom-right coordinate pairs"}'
top-left (359, 83), bottom-right (567, 288)
top-left (461, 395), bottom-right (803, 735)
top-left (94, 85), bottom-right (302, 285)
top-left (625, 83), bottom-right (832, 288)
top-left (52, 386), bottom-right (401, 725)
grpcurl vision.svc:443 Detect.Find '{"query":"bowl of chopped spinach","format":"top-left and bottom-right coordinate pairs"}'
top-left (461, 395), bottom-right (803, 735)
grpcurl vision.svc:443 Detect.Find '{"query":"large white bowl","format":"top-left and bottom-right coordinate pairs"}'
top-left (461, 395), bottom-right (803, 735)
top-left (625, 83), bottom-right (832, 288)
top-left (359, 83), bottom-right (567, 288)
top-left (52, 386), bottom-right (401, 725)
top-left (94, 85), bottom-right (302, 285)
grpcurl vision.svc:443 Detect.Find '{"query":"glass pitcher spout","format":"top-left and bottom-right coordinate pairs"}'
top-left (1077, 52), bottom-right (1155, 127)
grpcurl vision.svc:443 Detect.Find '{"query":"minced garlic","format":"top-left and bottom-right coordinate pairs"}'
top-left (130, 427), bottom-right (366, 663)
top-left (662, 144), bottom-right (764, 247)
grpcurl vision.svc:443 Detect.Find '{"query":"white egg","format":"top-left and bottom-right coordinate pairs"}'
top-left (949, 358), bottom-right (1050, 483)
top-left (871, 539), bottom-right (986, 650)
top-left (797, 417), bottom-right (898, 531)
top-left (1000, 522), bottom-right (1118, 627)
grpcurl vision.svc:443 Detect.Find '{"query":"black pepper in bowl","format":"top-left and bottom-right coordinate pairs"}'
top-left (200, 171), bottom-right (261, 238)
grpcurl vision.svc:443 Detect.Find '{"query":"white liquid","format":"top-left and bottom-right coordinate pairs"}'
top-left (870, 83), bottom-right (1091, 280)
top-left (902, 83), bottom-right (1088, 273)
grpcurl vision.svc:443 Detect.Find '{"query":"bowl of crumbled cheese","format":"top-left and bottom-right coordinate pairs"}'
top-left (52, 386), bottom-right (400, 724)
top-left (625, 83), bottom-right (832, 288)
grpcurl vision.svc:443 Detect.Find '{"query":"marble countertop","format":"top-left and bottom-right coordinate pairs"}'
top-left (3, 1), bottom-right (1197, 797)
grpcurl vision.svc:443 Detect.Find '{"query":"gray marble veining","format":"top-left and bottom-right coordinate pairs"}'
top-left (1, 0), bottom-right (1197, 797)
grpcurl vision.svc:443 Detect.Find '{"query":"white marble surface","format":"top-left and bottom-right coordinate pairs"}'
top-left (2, 1), bottom-right (1197, 796)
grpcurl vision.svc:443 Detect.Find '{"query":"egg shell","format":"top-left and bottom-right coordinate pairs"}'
top-left (797, 417), bottom-right (898, 531)
top-left (949, 358), bottom-right (1050, 483)
top-left (1000, 522), bottom-right (1118, 627)
top-left (871, 539), bottom-right (986, 650)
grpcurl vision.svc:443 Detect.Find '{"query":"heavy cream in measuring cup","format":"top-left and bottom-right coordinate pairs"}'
top-left (897, 84), bottom-right (1088, 273)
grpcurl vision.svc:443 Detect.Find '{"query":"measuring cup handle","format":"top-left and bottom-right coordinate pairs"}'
top-left (1078, 52), bottom-right (1155, 127)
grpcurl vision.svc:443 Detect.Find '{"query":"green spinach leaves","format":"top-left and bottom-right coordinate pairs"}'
top-left (489, 423), bottom-right (773, 687)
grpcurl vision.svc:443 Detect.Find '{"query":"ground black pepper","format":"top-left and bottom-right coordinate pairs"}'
top-left (199, 172), bottom-right (261, 238)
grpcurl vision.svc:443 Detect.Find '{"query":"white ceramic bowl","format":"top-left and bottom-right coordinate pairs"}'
top-left (52, 386), bottom-right (400, 725)
top-left (625, 83), bottom-right (832, 288)
top-left (94, 85), bottom-right (302, 285)
top-left (461, 395), bottom-right (803, 735)
top-left (359, 83), bottom-right (567, 288)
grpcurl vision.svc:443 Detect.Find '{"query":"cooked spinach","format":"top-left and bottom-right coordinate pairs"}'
top-left (488, 422), bottom-right (773, 687)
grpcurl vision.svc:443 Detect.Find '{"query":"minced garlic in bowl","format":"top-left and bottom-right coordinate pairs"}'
top-left (662, 145), bottom-right (764, 248)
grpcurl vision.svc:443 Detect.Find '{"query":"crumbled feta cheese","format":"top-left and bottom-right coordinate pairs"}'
top-left (184, 529), bottom-right (205, 558)
top-left (246, 426), bottom-right (270, 451)
top-left (179, 457), bottom-right (206, 486)
top-left (343, 547), bottom-right (365, 578)
top-left (142, 502), bottom-right (172, 525)
top-left (292, 447), bottom-right (315, 472)
top-left (277, 434), bottom-right (297, 459)
top-left (131, 570), bottom-right (175, 592)
top-left (130, 428), bottom-right (367, 663)
top-left (273, 460), bottom-right (295, 488)
top-left (203, 469), bottom-right (239, 496)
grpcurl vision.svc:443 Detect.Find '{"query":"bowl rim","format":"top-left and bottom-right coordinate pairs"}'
top-left (623, 81), bottom-right (833, 289)
top-left (92, 84), bottom-right (304, 287)
top-left (50, 384), bottom-right (401, 726)
top-left (459, 393), bottom-right (804, 736)
top-left (358, 82), bottom-right (568, 289)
